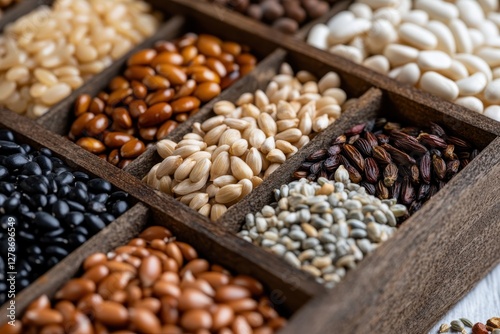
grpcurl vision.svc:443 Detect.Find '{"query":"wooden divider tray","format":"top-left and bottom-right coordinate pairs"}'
top-left (1, 0), bottom-right (499, 333)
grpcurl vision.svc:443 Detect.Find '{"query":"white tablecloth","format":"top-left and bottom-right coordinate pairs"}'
top-left (429, 264), bottom-right (500, 333)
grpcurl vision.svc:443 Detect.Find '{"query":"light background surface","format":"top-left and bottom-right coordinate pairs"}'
top-left (429, 264), bottom-right (500, 333)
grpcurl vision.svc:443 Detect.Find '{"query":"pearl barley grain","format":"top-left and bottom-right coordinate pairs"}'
top-left (0, 0), bottom-right (160, 118)
top-left (306, 0), bottom-right (500, 121)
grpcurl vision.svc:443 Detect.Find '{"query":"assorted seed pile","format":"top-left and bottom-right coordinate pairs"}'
top-left (294, 119), bottom-right (479, 215)
top-left (69, 33), bottom-right (257, 169)
top-left (307, 0), bottom-right (500, 121)
top-left (0, 129), bottom-right (130, 304)
top-left (238, 173), bottom-right (405, 288)
top-left (6, 226), bottom-right (287, 334)
top-left (439, 316), bottom-right (500, 334)
top-left (0, 0), bottom-right (160, 118)
top-left (0, 0), bottom-right (20, 16)
top-left (145, 63), bottom-right (349, 221)
top-left (207, 0), bottom-right (332, 34)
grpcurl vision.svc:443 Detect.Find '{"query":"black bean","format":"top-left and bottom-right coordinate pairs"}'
top-left (66, 200), bottom-right (85, 212)
top-left (34, 155), bottom-right (53, 172)
top-left (93, 193), bottom-right (109, 203)
top-left (73, 226), bottom-right (89, 236)
top-left (47, 257), bottom-right (59, 267)
top-left (18, 230), bottom-right (35, 242)
top-left (33, 212), bottom-right (60, 230)
top-left (88, 178), bottom-right (112, 193)
top-left (0, 194), bottom-right (6, 208)
top-left (52, 201), bottom-right (70, 219)
top-left (44, 228), bottom-right (65, 238)
top-left (100, 213), bottom-right (115, 224)
top-left (39, 148), bottom-right (52, 157)
top-left (20, 144), bottom-right (30, 154)
top-left (40, 236), bottom-right (68, 246)
top-left (64, 211), bottom-right (84, 227)
top-left (0, 182), bottom-right (15, 195)
top-left (5, 153), bottom-right (29, 169)
top-left (28, 254), bottom-right (45, 266)
top-left (4, 196), bottom-right (20, 212)
top-left (58, 185), bottom-right (71, 197)
top-left (84, 214), bottom-right (106, 233)
top-left (45, 246), bottom-right (68, 258)
top-left (68, 188), bottom-right (89, 204)
top-left (75, 181), bottom-right (88, 192)
top-left (68, 233), bottom-right (87, 246)
top-left (55, 171), bottom-right (74, 186)
top-left (31, 194), bottom-right (48, 208)
top-left (0, 129), bottom-right (15, 141)
top-left (21, 162), bottom-right (42, 175)
top-left (26, 245), bottom-right (42, 255)
top-left (0, 140), bottom-right (22, 155)
top-left (73, 171), bottom-right (90, 182)
top-left (109, 191), bottom-right (128, 201)
top-left (0, 166), bottom-right (8, 180)
top-left (47, 194), bottom-right (58, 206)
top-left (111, 200), bottom-right (129, 217)
top-left (88, 201), bottom-right (107, 213)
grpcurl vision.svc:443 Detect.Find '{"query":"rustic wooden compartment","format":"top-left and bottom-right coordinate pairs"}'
top-left (0, 0), bottom-right (499, 333)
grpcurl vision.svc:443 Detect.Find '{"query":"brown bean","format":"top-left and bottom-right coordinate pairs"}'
top-left (151, 52), bottom-right (184, 67)
top-left (108, 149), bottom-right (120, 166)
top-left (70, 112), bottom-right (94, 137)
top-left (106, 260), bottom-right (137, 274)
top-left (153, 281), bottom-right (181, 299)
top-left (89, 97), bottom-right (105, 114)
top-left (82, 264), bottom-right (110, 283)
top-left (120, 138), bottom-right (146, 158)
top-left (104, 132), bottom-right (134, 148)
top-left (145, 88), bottom-right (175, 105)
top-left (253, 327), bottom-right (273, 334)
top-left (125, 66), bottom-right (155, 81)
top-left (75, 94), bottom-right (92, 116)
top-left (130, 308), bottom-right (162, 334)
top-left (173, 79), bottom-right (197, 99)
top-left (107, 88), bottom-right (132, 106)
top-left (181, 309), bottom-right (213, 331)
top-left (27, 295), bottom-right (50, 311)
top-left (129, 99), bottom-right (148, 118)
top-left (180, 259), bottom-right (209, 277)
top-left (247, 4), bottom-right (263, 20)
top-left (24, 309), bottom-right (63, 326)
top-left (197, 34), bottom-right (222, 57)
top-left (83, 253), bottom-right (107, 270)
top-left (131, 81), bottom-right (148, 99)
top-left (178, 33), bottom-right (197, 48)
top-left (133, 298), bottom-right (161, 314)
top-left (98, 272), bottom-right (133, 299)
top-left (161, 325), bottom-right (183, 334)
top-left (240, 64), bottom-right (254, 76)
top-left (232, 315), bottom-right (252, 334)
top-left (139, 126), bottom-right (158, 141)
top-left (273, 17), bottom-right (298, 34)
top-left (109, 76), bottom-right (130, 91)
top-left (76, 137), bottom-right (106, 154)
top-left (262, 1), bottom-right (284, 21)
top-left (128, 49), bottom-right (157, 66)
top-left (236, 54), bottom-right (257, 66)
top-left (160, 296), bottom-right (179, 325)
top-left (211, 304), bottom-right (234, 330)
top-left (171, 96), bottom-right (201, 113)
top-left (221, 71), bottom-right (240, 90)
top-left (156, 64), bottom-right (187, 85)
top-left (241, 311), bottom-right (264, 328)
top-left (139, 103), bottom-right (173, 127)
top-left (283, 2), bottom-right (306, 23)
top-left (215, 285), bottom-right (251, 303)
top-left (112, 107), bottom-right (133, 129)
top-left (305, 0), bottom-right (329, 19)
top-left (143, 75), bottom-right (171, 90)
top-left (206, 58), bottom-right (227, 78)
top-left (155, 41), bottom-right (177, 53)
top-left (178, 288), bottom-right (213, 311)
top-left (94, 301), bottom-right (129, 327)
top-left (40, 324), bottom-right (64, 334)
top-left (85, 114), bottom-right (109, 136)
top-left (174, 241), bottom-right (198, 261)
top-left (194, 82), bottom-right (221, 102)
top-left (70, 312), bottom-right (94, 334)
top-left (54, 300), bottom-right (76, 323)
top-left (139, 255), bottom-right (162, 287)
top-left (192, 69), bottom-right (220, 84)
top-left (221, 42), bottom-right (242, 56)
top-left (189, 54), bottom-right (207, 66)
top-left (55, 278), bottom-right (96, 302)
top-left (230, 275), bottom-right (263, 296)
top-left (97, 92), bottom-right (109, 103)
top-left (268, 317), bottom-right (287, 330)
top-left (227, 298), bottom-right (258, 313)
top-left (76, 293), bottom-right (103, 314)
top-left (181, 45), bottom-right (198, 64)
top-left (218, 52), bottom-right (235, 65)
top-left (156, 120), bottom-right (178, 140)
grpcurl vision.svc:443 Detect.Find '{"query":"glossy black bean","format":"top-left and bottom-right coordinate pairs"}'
top-left (18, 279), bottom-right (30, 290)
top-left (47, 194), bottom-right (58, 206)
top-left (4, 153), bottom-right (29, 169)
top-left (4, 196), bottom-right (20, 212)
top-left (64, 211), bottom-right (85, 227)
top-left (100, 213), bottom-right (115, 224)
top-left (109, 191), bottom-right (128, 201)
top-left (47, 257), bottom-right (59, 267)
top-left (68, 188), bottom-right (88, 204)
top-left (75, 181), bottom-right (88, 192)
top-left (0, 140), bottom-right (22, 154)
top-left (73, 171), bottom-right (90, 182)
top-left (74, 227), bottom-right (89, 238)
top-left (88, 201), bottom-right (107, 213)
top-left (111, 200), bottom-right (128, 216)
top-left (21, 162), bottom-right (42, 176)
top-left (40, 236), bottom-right (68, 246)
top-left (83, 214), bottom-right (106, 233)
top-left (31, 194), bottom-right (48, 208)
top-left (44, 228), bottom-right (65, 238)
top-left (55, 171), bottom-right (74, 186)
top-left (20, 178), bottom-right (48, 195)
top-left (0, 129), bottom-right (14, 141)
top-left (66, 200), bottom-right (85, 212)
top-left (33, 212), bottom-right (60, 230)
top-left (50, 157), bottom-right (64, 167)
top-left (0, 257), bottom-right (4, 275)
top-left (0, 194), bottom-right (6, 208)
top-left (0, 182), bottom-right (15, 195)
top-left (27, 254), bottom-right (45, 266)
top-left (0, 166), bottom-right (8, 180)
top-left (20, 144), bottom-right (30, 154)
top-left (26, 245), bottom-right (42, 255)
top-left (18, 261), bottom-right (32, 275)
top-left (45, 246), bottom-right (68, 258)
top-left (68, 233), bottom-right (87, 246)
top-left (88, 178), bottom-right (112, 193)
top-left (34, 155), bottom-right (52, 172)
top-left (52, 200), bottom-right (70, 219)
top-left (39, 148), bottom-right (52, 157)
top-left (93, 193), bottom-right (109, 203)
top-left (58, 185), bottom-right (71, 197)
top-left (17, 205), bottom-right (35, 221)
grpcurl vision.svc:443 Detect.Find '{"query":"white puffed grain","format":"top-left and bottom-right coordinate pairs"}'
top-left (454, 96), bottom-right (484, 113)
top-left (420, 71), bottom-right (459, 100)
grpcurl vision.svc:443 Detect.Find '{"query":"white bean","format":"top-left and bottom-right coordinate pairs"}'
top-left (420, 71), bottom-right (459, 100)
top-left (475, 47), bottom-right (500, 67)
top-left (456, 72), bottom-right (488, 96)
top-left (396, 63), bottom-right (420, 86)
top-left (450, 19), bottom-right (473, 54)
top-left (398, 22), bottom-right (437, 50)
top-left (455, 96), bottom-right (484, 113)
top-left (438, 60), bottom-right (470, 81)
top-left (307, 24), bottom-right (330, 50)
top-left (426, 21), bottom-right (456, 55)
top-left (363, 55), bottom-right (391, 74)
top-left (455, 54), bottom-right (493, 81)
top-left (349, 3), bottom-right (373, 20)
top-left (417, 50), bottom-right (452, 71)
top-left (483, 78), bottom-right (500, 103)
top-left (456, 0), bottom-right (485, 29)
top-left (414, 0), bottom-right (459, 22)
top-left (327, 18), bottom-right (371, 45)
top-left (402, 10), bottom-right (429, 26)
top-left (383, 43), bottom-right (419, 67)
top-left (484, 105), bottom-right (500, 121)
top-left (329, 45), bottom-right (364, 64)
